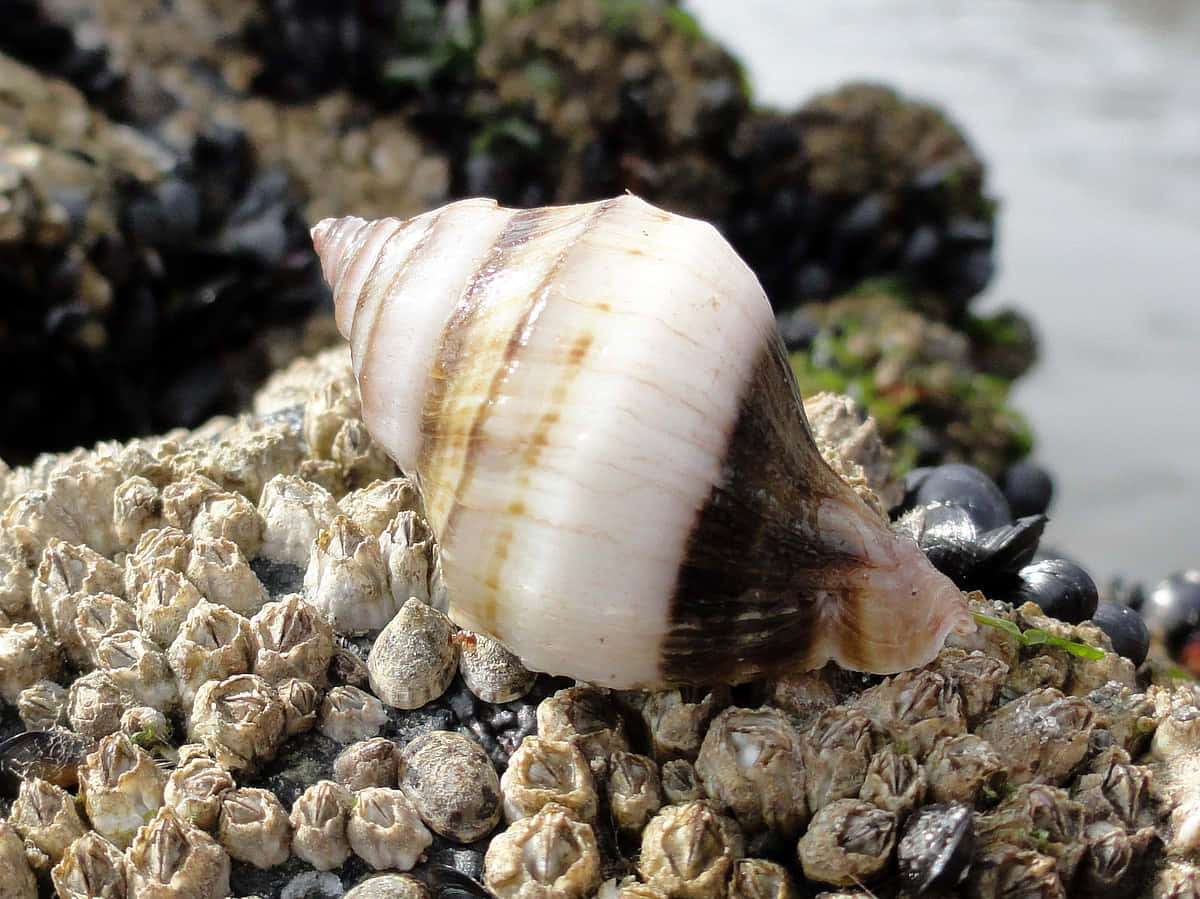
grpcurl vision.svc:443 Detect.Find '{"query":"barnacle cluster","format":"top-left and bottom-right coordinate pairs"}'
top-left (0, 346), bottom-right (1196, 899)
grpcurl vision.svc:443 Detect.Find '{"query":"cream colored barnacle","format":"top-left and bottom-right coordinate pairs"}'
top-left (312, 195), bottom-right (973, 688)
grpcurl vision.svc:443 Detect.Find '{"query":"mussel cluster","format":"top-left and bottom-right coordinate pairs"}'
top-left (0, 0), bottom-right (1017, 468)
top-left (892, 461), bottom-right (1155, 668)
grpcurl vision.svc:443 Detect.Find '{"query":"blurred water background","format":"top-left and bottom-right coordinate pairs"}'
top-left (687, 0), bottom-right (1200, 587)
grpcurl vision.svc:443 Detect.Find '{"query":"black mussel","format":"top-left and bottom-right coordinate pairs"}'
top-left (895, 504), bottom-right (1045, 590)
top-left (1141, 571), bottom-right (1200, 659)
top-left (908, 463), bottom-right (1012, 532)
top-left (427, 863), bottom-right (494, 898)
top-left (895, 502), bottom-right (978, 587)
top-left (1003, 558), bottom-right (1099, 624)
top-left (897, 802), bottom-right (975, 894)
top-left (1091, 601), bottom-right (1150, 666)
top-left (1002, 460), bottom-right (1055, 519)
top-left (972, 515), bottom-right (1047, 581)
top-left (0, 730), bottom-right (94, 797)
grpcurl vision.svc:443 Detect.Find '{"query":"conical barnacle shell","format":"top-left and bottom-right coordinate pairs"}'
top-left (312, 196), bottom-right (973, 689)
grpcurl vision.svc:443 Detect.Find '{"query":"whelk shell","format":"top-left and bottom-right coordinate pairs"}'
top-left (312, 195), bottom-right (973, 688)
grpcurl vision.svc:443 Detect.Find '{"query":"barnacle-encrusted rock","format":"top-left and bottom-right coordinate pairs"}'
top-left (798, 705), bottom-right (872, 815)
top-left (51, 831), bottom-right (129, 899)
top-left (32, 539), bottom-right (124, 665)
top-left (78, 732), bottom-right (167, 849)
top-left (340, 478), bottom-right (422, 538)
top-left (796, 798), bottom-right (897, 887)
top-left (1077, 820), bottom-right (1158, 893)
top-left (804, 391), bottom-right (902, 514)
top-left (728, 858), bottom-right (798, 899)
top-left (120, 706), bottom-right (171, 748)
top-left (967, 845), bottom-right (1064, 898)
top-left (346, 786), bottom-right (433, 871)
top-left (333, 737), bottom-right (400, 791)
top-left (485, 802), bottom-right (601, 899)
top-left (277, 676), bottom-right (322, 736)
top-left (378, 509), bottom-right (433, 607)
top-left (660, 758), bottom-right (705, 804)
top-left (217, 786), bottom-right (292, 869)
top-left (167, 600), bottom-right (255, 708)
top-left (0, 536), bottom-right (33, 619)
top-left (0, 821), bottom-right (39, 899)
top-left (343, 873), bottom-right (432, 899)
top-left (189, 673), bottom-right (285, 771)
top-left (304, 514), bottom-right (392, 634)
top-left (250, 593), bottom-right (334, 685)
top-left (924, 733), bottom-right (1006, 805)
top-left (126, 807), bottom-right (231, 899)
top-left (9, 777), bottom-right (87, 867)
top-left (319, 684), bottom-right (389, 742)
top-left (93, 629), bottom-right (179, 711)
top-left (858, 743), bottom-right (927, 818)
top-left (17, 679), bottom-right (69, 730)
top-left (1086, 682), bottom-right (1156, 754)
top-left (638, 801), bottom-right (743, 899)
top-left (189, 491), bottom-right (264, 561)
top-left (4, 461), bottom-right (123, 558)
top-left (929, 647), bottom-right (1009, 721)
top-left (399, 730), bottom-right (502, 842)
top-left (185, 536), bottom-right (268, 617)
top-left (291, 780), bottom-right (355, 871)
top-left (976, 783), bottom-right (1087, 885)
top-left (67, 668), bottom-right (129, 740)
top-left (457, 629), bottom-right (535, 703)
top-left (74, 592), bottom-right (139, 663)
top-left (367, 597), bottom-right (459, 709)
top-left (697, 706), bottom-right (807, 837)
top-left (258, 474), bottom-right (341, 566)
top-left (768, 672), bottom-right (836, 730)
top-left (1073, 755), bottom-right (1161, 831)
top-left (0, 620), bottom-right (61, 702)
top-left (537, 685), bottom-right (631, 777)
top-left (638, 687), bottom-right (727, 762)
top-left (501, 735), bottom-right (598, 823)
top-left (976, 686), bottom-right (1095, 786)
top-left (608, 751), bottom-right (662, 834)
top-left (164, 752), bottom-right (237, 832)
top-left (124, 527), bottom-right (193, 601)
top-left (113, 475), bottom-right (163, 550)
top-left (855, 668), bottom-right (967, 756)
top-left (162, 474), bottom-right (226, 534)
top-left (136, 568), bottom-right (203, 648)
top-left (330, 417), bottom-right (396, 488)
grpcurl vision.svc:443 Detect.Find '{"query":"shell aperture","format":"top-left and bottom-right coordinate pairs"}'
top-left (312, 195), bottom-right (973, 688)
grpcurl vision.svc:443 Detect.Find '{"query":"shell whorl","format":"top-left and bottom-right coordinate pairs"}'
top-left (313, 196), bottom-right (973, 688)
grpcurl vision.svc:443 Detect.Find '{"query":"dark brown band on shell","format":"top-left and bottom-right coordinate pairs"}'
top-left (660, 334), bottom-right (865, 684)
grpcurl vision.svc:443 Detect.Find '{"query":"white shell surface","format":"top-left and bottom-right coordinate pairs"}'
top-left (316, 197), bottom-right (775, 687)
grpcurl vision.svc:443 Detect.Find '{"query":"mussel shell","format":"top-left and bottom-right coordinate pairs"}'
top-left (1141, 570), bottom-right (1200, 656)
top-left (1002, 558), bottom-right (1099, 624)
top-left (1091, 600), bottom-right (1150, 666)
top-left (906, 463), bottom-right (1012, 532)
top-left (895, 503), bottom-right (1045, 590)
top-left (0, 730), bottom-right (93, 796)
top-left (1001, 460), bottom-right (1054, 518)
top-left (896, 802), bottom-right (975, 894)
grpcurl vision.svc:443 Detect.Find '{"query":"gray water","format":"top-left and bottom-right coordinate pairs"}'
top-left (687, 0), bottom-right (1200, 587)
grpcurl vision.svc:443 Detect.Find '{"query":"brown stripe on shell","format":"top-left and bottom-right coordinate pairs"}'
top-left (660, 332), bottom-right (868, 685)
top-left (417, 201), bottom-right (613, 631)
top-left (355, 212), bottom-right (441, 382)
